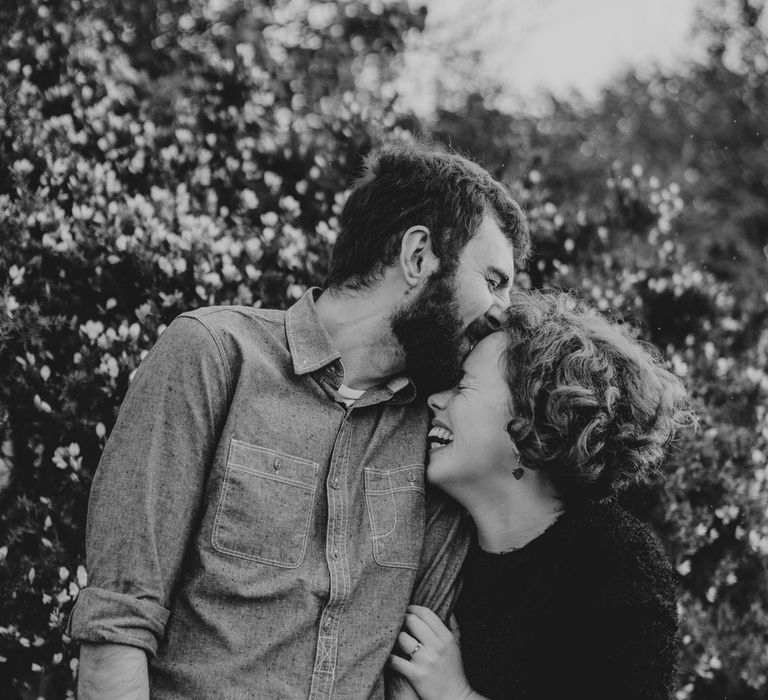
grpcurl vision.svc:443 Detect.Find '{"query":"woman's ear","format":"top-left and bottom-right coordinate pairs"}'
top-left (399, 225), bottom-right (439, 289)
top-left (506, 416), bottom-right (529, 441)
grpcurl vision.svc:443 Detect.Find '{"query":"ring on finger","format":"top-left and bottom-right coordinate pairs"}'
top-left (409, 641), bottom-right (422, 659)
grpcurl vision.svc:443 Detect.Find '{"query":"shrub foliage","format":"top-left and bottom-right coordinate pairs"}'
top-left (1, 0), bottom-right (767, 698)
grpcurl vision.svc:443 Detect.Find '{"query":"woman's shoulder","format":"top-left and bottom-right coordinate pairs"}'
top-left (565, 500), bottom-right (678, 609)
top-left (576, 500), bottom-right (665, 545)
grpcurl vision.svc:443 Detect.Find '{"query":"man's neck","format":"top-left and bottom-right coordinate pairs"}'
top-left (315, 285), bottom-right (406, 390)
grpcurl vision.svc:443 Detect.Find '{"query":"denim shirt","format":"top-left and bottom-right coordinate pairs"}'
top-left (67, 289), bottom-right (467, 699)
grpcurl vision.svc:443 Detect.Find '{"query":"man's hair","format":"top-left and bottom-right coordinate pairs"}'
top-left (325, 140), bottom-right (530, 290)
top-left (501, 290), bottom-right (697, 502)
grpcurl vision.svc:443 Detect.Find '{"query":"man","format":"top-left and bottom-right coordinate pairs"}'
top-left (68, 140), bottom-right (530, 698)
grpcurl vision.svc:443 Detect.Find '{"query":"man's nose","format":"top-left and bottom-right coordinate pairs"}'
top-left (484, 300), bottom-right (507, 330)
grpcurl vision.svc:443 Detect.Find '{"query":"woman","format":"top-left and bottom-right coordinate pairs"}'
top-left (390, 290), bottom-right (695, 700)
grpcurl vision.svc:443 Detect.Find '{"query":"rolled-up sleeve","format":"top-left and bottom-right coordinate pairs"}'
top-left (67, 315), bottom-right (231, 655)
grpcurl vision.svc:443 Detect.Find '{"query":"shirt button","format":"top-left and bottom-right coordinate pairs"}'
top-left (407, 472), bottom-right (416, 483)
top-left (324, 617), bottom-right (332, 631)
top-left (331, 549), bottom-right (339, 560)
top-left (331, 477), bottom-right (340, 489)
top-left (273, 458), bottom-right (281, 471)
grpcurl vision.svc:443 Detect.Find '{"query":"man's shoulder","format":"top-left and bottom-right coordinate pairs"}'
top-left (181, 304), bottom-right (285, 326)
top-left (168, 305), bottom-right (288, 361)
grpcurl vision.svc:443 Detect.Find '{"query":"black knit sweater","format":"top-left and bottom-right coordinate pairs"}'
top-left (454, 501), bottom-right (679, 700)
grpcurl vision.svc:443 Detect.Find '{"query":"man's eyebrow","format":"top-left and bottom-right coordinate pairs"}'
top-left (488, 266), bottom-right (511, 285)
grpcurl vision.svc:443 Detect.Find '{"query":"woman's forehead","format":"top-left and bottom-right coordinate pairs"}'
top-left (464, 332), bottom-right (507, 374)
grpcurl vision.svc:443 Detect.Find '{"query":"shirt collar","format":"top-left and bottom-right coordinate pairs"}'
top-left (285, 288), bottom-right (418, 404)
top-left (285, 288), bottom-right (341, 376)
top-left (384, 376), bottom-right (418, 405)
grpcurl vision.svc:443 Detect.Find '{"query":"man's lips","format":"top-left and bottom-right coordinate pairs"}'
top-left (456, 333), bottom-right (475, 359)
top-left (464, 315), bottom-right (497, 349)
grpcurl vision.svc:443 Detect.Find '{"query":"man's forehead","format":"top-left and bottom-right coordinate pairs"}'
top-left (465, 217), bottom-right (516, 272)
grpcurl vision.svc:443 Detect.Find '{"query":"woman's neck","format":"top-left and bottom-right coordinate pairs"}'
top-left (456, 477), bottom-right (565, 553)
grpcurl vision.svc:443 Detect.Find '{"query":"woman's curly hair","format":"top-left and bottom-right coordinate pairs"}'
top-left (502, 290), bottom-right (696, 502)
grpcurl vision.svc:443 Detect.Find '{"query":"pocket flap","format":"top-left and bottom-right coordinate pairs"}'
top-left (364, 464), bottom-right (424, 494)
top-left (228, 439), bottom-right (318, 489)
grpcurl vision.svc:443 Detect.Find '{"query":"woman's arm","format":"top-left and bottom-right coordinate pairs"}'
top-left (388, 605), bottom-right (488, 700)
top-left (529, 602), bottom-right (678, 700)
top-left (581, 604), bottom-right (678, 700)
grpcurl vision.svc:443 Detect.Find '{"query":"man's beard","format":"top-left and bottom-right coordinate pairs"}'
top-left (390, 271), bottom-right (491, 396)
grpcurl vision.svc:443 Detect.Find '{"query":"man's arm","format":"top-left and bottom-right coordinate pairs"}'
top-left (386, 490), bottom-right (471, 698)
top-left (410, 489), bottom-right (470, 619)
top-left (69, 315), bottom-right (232, 688)
top-left (78, 643), bottom-right (149, 700)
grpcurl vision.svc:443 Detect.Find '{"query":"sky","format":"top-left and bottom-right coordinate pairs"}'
top-left (397, 0), bottom-right (703, 114)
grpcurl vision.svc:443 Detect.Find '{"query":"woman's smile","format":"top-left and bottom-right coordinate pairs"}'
top-left (428, 423), bottom-right (454, 451)
top-left (425, 333), bottom-right (518, 494)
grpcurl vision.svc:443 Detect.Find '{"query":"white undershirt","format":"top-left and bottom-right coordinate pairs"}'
top-left (334, 376), bottom-right (409, 407)
top-left (335, 383), bottom-right (366, 407)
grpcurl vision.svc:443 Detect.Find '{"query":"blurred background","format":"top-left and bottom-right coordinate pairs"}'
top-left (1, 0), bottom-right (767, 697)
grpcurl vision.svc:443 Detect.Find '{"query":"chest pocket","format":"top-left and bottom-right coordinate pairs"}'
top-left (364, 465), bottom-right (426, 569)
top-left (212, 439), bottom-right (319, 568)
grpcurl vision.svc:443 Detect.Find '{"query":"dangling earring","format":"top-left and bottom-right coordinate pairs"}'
top-left (506, 420), bottom-right (525, 480)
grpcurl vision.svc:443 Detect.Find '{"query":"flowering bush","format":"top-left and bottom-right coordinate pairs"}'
top-left (430, 15), bottom-right (768, 687)
top-left (0, 0), bottom-right (420, 696)
top-left (2, 0), bottom-right (767, 698)
top-left (518, 168), bottom-right (768, 699)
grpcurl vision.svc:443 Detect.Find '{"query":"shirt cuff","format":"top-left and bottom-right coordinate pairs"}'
top-left (66, 586), bottom-right (170, 656)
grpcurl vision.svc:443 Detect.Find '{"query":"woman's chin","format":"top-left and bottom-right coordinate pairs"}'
top-left (425, 447), bottom-right (453, 486)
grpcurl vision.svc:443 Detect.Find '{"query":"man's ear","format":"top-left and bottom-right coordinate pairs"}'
top-left (400, 225), bottom-right (439, 289)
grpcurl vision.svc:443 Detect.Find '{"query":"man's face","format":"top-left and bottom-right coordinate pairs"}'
top-left (390, 214), bottom-right (516, 395)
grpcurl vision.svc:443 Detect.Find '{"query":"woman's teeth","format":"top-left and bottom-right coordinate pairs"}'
top-left (428, 426), bottom-right (454, 449)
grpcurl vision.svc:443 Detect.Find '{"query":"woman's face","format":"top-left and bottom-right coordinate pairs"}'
top-left (426, 332), bottom-right (518, 495)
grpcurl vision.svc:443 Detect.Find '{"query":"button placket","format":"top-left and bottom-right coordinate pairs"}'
top-left (310, 415), bottom-right (352, 699)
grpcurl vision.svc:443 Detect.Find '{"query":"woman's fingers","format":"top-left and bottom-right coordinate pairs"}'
top-left (390, 607), bottom-right (471, 700)
top-left (396, 630), bottom-right (421, 657)
top-left (388, 653), bottom-right (416, 682)
top-left (407, 605), bottom-right (452, 640)
top-left (389, 631), bottom-right (428, 688)
top-left (403, 610), bottom-right (439, 648)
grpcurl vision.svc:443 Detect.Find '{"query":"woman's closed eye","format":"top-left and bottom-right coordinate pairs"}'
top-left (454, 381), bottom-right (477, 394)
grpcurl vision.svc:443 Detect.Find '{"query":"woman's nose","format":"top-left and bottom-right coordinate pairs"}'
top-left (427, 389), bottom-right (449, 412)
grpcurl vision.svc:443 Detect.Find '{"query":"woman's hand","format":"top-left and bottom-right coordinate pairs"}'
top-left (388, 605), bottom-right (478, 700)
